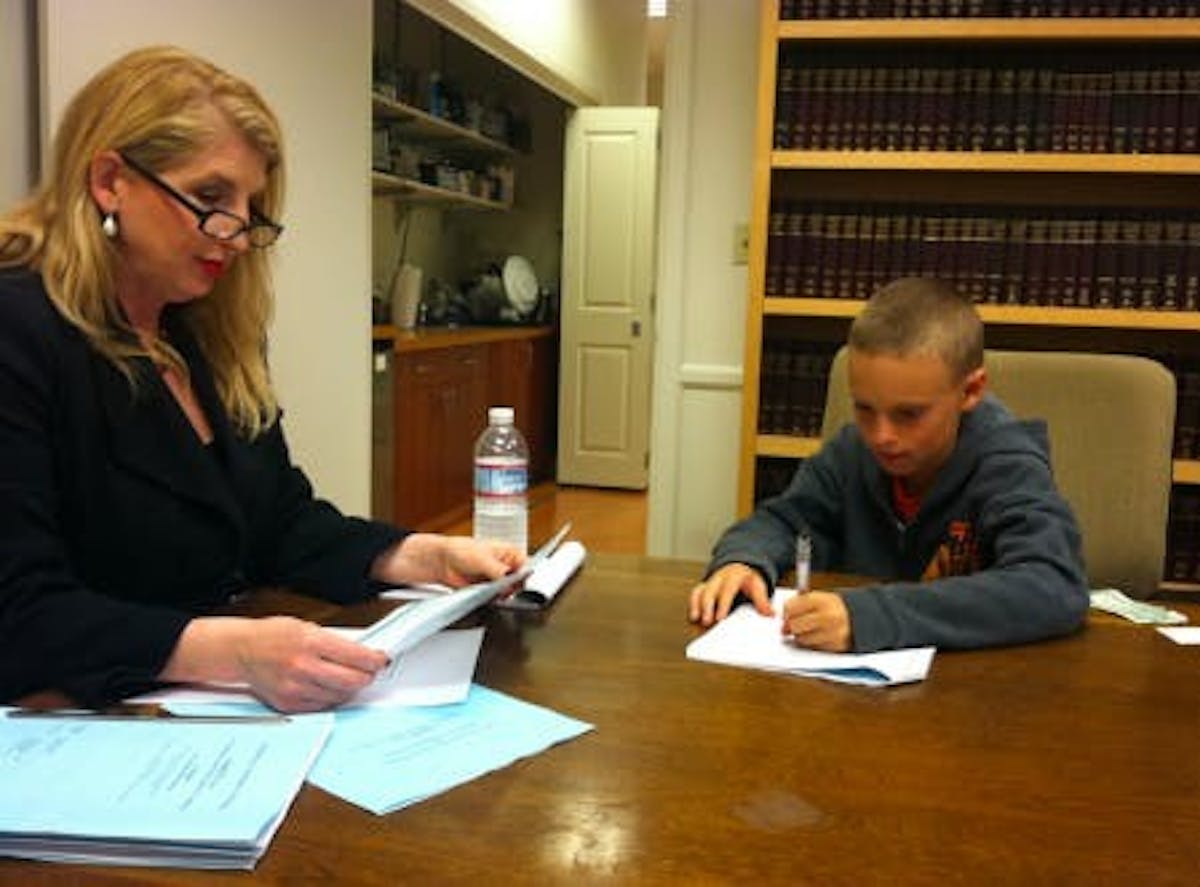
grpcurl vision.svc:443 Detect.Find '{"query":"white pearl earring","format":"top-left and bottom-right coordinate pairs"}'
top-left (101, 213), bottom-right (119, 239)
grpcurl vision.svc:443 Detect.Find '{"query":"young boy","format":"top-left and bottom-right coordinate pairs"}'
top-left (689, 277), bottom-right (1088, 652)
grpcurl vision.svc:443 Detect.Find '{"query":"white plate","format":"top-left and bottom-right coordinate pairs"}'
top-left (502, 255), bottom-right (539, 315)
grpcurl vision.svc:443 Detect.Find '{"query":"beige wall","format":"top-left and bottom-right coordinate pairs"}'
top-left (410, 0), bottom-right (647, 106)
top-left (648, 0), bottom-right (758, 558)
top-left (38, 0), bottom-right (374, 515)
top-left (0, 0), bottom-right (35, 208)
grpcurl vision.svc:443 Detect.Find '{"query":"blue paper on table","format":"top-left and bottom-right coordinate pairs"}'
top-left (0, 710), bottom-right (332, 870)
top-left (307, 685), bottom-right (593, 815)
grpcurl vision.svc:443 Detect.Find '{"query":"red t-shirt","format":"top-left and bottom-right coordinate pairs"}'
top-left (891, 475), bottom-right (922, 524)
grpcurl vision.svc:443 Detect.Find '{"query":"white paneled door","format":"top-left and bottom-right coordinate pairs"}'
top-left (558, 107), bottom-right (659, 488)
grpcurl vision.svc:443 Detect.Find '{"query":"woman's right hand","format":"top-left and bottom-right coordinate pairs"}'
top-left (160, 616), bottom-right (389, 713)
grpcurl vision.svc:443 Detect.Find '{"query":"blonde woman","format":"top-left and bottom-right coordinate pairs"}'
top-left (0, 47), bottom-right (521, 712)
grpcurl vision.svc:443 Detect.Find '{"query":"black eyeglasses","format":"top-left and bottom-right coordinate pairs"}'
top-left (118, 152), bottom-right (283, 248)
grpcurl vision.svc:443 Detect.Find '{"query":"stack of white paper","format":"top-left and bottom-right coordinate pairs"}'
top-left (686, 596), bottom-right (935, 687)
top-left (0, 711), bottom-right (332, 870)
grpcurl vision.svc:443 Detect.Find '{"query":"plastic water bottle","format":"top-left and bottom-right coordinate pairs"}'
top-left (473, 406), bottom-right (529, 552)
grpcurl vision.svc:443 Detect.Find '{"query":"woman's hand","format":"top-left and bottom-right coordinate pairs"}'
top-left (370, 533), bottom-right (526, 587)
top-left (160, 616), bottom-right (389, 713)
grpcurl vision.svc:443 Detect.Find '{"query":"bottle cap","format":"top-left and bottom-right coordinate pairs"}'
top-left (488, 406), bottom-right (514, 425)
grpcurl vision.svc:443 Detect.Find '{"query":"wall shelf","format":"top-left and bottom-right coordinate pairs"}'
top-left (370, 171), bottom-right (510, 210)
top-left (371, 92), bottom-right (515, 157)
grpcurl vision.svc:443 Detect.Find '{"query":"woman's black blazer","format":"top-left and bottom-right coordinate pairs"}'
top-left (0, 270), bottom-right (404, 706)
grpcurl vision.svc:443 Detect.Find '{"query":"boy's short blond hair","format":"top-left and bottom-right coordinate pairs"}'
top-left (848, 277), bottom-right (984, 381)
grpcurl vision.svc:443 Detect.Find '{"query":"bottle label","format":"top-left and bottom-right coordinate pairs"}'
top-left (474, 460), bottom-right (527, 497)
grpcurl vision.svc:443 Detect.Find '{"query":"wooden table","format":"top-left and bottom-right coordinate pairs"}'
top-left (6, 555), bottom-right (1200, 884)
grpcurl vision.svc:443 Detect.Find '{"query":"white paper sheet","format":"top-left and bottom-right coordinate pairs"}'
top-left (132, 628), bottom-right (482, 709)
top-left (1157, 626), bottom-right (1200, 645)
top-left (686, 593), bottom-right (934, 687)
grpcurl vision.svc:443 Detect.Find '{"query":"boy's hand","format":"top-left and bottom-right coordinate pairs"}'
top-left (781, 591), bottom-right (851, 652)
top-left (689, 563), bottom-right (772, 627)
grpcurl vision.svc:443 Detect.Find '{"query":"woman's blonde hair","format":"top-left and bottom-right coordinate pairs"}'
top-left (0, 45), bottom-right (284, 436)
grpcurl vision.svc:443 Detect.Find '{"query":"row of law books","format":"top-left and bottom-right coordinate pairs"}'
top-left (766, 201), bottom-right (1200, 311)
top-left (758, 344), bottom-right (839, 437)
top-left (774, 49), bottom-right (1200, 153)
top-left (780, 1), bottom-right (1200, 17)
top-left (1167, 488), bottom-right (1200, 583)
top-left (759, 340), bottom-right (1200, 460)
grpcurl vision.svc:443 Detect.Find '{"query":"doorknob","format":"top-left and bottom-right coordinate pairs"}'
top-left (631, 320), bottom-right (642, 337)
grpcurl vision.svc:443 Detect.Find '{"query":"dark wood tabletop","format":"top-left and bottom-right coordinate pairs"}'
top-left (6, 554), bottom-right (1200, 885)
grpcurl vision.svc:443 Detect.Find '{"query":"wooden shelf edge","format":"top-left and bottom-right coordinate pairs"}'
top-left (1174, 460), bottom-right (1200, 485)
top-left (776, 18), bottom-right (1200, 42)
top-left (371, 171), bottom-right (510, 211)
top-left (371, 92), bottom-right (515, 156)
top-left (756, 434), bottom-right (822, 459)
top-left (763, 297), bottom-right (1200, 331)
top-left (771, 151), bottom-right (1200, 175)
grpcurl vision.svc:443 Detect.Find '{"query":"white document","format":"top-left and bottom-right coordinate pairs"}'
top-left (495, 540), bottom-right (586, 610)
top-left (132, 628), bottom-right (483, 709)
top-left (1157, 626), bottom-right (1200, 645)
top-left (686, 593), bottom-right (935, 687)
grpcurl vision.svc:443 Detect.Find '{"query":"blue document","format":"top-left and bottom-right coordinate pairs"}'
top-left (0, 710), bottom-right (332, 869)
top-left (307, 685), bottom-right (593, 815)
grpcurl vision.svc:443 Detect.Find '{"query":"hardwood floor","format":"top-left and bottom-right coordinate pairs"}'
top-left (442, 483), bottom-right (648, 555)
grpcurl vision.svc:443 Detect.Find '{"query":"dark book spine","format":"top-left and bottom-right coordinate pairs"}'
top-left (836, 211), bottom-right (860, 299)
top-left (1116, 216), bottom-right (1142, 308)
top-left (1181, 70), bottom-right (1200, 153)
top-left (1159, 67), bottom-right (1182, 154)
top-left (1033, 68), bottom-right (1057, 152)
top-left (1138, 216), bottom-right (1164, 310)
top-left (1013, 68), bottom-right (1037, 151)
top-left (990, 66), bottom-right (1016, 151)
top-left (1160, 219), bottom-right (1185, 311)
top-left (984, 214), bottom-right (1007, 304)
top-left (1094, 218), bottom-right (1120, 308)
top-left (1075, 217), bottom-right (1098, 307)
top-left (1181, 219), bottom-right (1200, 312)
top-left (801, 209), bottom-right (825, 298)
top-left (855, 213), bottom-right (876, 300)
top-left (1111, 69), bottom-right (1133, 153)
top-left (1003, 216), bottom-right (1028, 305)
top-left (783, 207), bottom-right (805, 296)
top-left (1024, 217), bottom-right (1050, 305)
top-left (970, 67), bottom-right (993, 151)
top-left (775, 54), bottom-right (795, 149)
top-left (766, 203), bottom-right (788, 296)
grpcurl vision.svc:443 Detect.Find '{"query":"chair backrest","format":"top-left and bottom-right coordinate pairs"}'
top-left (821, 347), bottom-right (1176, 598)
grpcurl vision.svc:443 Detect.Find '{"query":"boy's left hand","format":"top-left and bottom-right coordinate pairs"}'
top-left (781, 591), bottom-right (851, 652)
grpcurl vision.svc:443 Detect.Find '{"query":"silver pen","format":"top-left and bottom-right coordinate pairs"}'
top-left (795, 532), bottom-right (812, 594)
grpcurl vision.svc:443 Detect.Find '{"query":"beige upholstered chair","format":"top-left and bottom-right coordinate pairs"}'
top-left (821, 347), bottom-right (1176, 598)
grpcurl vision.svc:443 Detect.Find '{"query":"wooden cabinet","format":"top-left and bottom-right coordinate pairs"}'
top-left (380, 327), bottom-right (557, 530)
top-left (488, 335), bottom-right (558, 484)
top-left (739, 1), bottom-right (1200, 588)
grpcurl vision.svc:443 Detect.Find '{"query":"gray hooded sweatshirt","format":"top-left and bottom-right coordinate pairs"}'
top-left (708, 395), bottom-right (1089, 652)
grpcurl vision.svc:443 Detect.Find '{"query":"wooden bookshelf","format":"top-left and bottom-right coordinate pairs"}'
top-left (739, 0), bottom-right (1200, 589)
